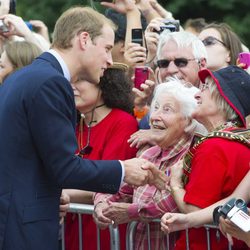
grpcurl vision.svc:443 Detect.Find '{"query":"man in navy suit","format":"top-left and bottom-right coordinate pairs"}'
top-left (0, 7), bottom-right (158, 250)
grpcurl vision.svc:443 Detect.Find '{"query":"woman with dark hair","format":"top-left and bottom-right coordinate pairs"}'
top-left (64, 63), bottom-right (138, 250)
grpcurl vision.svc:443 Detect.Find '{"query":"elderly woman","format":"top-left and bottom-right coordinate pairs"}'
top-left (168, 65), bottom-right (250, 250)
top-left (93, 79), bottom-right (206, 250)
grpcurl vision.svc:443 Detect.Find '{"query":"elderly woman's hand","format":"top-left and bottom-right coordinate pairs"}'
top-left (93, 202), bottom-right (112, 229)
top-left (147, 167), bottom-right (170, 190)
top-left (102, 202), bottom-right (131, 225)
top-left (128, 129), bottom-right (155, 148)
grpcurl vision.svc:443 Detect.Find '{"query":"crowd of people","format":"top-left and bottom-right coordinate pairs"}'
top-left (0, 0), bottom-right (249, 250)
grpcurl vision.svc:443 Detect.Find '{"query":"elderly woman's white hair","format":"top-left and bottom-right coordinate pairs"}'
top-left (156, 30), bottom-right (208, 62)
top-left (151, 78), bottom-right (207, 135)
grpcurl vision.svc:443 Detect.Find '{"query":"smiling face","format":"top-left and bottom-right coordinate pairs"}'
top-left (150, 93), bottom-right (189, 149)
top-left (199, 28), bottom-right (230, 71)
top-left (192, 81), bottom-right (224, 130)
top-left (80, 24), bottom-right (114, 84)
top-left (158, 40), bottom-right (201, 87)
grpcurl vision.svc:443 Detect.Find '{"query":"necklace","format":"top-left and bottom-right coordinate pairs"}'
top-left (80, 103), bottom-right (105, 119)
top-left (78, 103), bottom-right (105, 157)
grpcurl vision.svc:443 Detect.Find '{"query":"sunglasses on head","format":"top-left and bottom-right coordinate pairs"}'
top-left (157, 58), bottom-right (196, 68)
top-left (202, 36), bottom-right (226, 47)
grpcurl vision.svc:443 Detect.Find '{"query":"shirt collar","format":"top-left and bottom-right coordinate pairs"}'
top-left (48, 49), bottom-right (71, 81)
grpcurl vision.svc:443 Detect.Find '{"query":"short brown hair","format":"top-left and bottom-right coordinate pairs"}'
top-left (52, 6), bottom-right (116, 49)
top-left (4, 41), bottom-right (42, 70)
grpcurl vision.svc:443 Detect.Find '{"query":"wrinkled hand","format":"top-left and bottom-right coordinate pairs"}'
top-left (147, 166), bottom-right (170, 190)
top-left (128, 129), bottom-right (155, 148)
top-left (219, 217), bottom-right (250, 246)
top-left (59, 191), bottom-right (70, 224)
top-left (123, 158), bottom-right (156, 187)
top-left (103, 202), bottom-right (131, 225)
top-left (124, 43), bottom-right (147, 67)
top-left (93, 202), bottom-right (112, 229)
top-left (161, 212), bottom-right (190, 234)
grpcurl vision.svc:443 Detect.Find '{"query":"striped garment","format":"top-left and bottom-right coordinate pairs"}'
top-left (94, 137), bottom-right (192, 250)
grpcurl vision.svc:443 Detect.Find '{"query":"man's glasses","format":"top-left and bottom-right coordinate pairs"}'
top-left (202, 36), bottom-right (226, 47)
top-left (156, 58), bottom-right (196, 68)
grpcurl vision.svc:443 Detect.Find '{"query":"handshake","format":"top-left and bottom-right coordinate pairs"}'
top-left (122, 158), bottom-right (168, 190)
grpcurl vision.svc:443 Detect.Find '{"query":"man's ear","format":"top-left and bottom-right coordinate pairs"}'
top-left (119, 41), bottom-right (125, 54)
top-left (78, 31), bottom-right (90, 50)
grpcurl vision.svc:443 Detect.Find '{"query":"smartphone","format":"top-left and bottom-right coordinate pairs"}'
top-left (239, 52), bottom-right (250, 69)
top-left (134, 66), bottom-right (149, 90)
top-left (132, 28), bottom-right (143, 46)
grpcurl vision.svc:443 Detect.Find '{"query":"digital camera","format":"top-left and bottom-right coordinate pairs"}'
top-left (213, 198), bottom-right (250, 232)
top-left (0, 20), bottom-right (9, 33)
top-left (154, 19), bottom-right (180, 34)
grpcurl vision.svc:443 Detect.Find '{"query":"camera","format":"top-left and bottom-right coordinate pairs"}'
top-left (153, 19), bottom-right (180, 34)
top-left (0, 20), bottom-right (9, 33)
top-left (213, 198), bottom-right (250, 232)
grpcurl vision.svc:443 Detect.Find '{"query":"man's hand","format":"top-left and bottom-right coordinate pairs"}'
top-left (122, 158), bottom-right (156, 186)
top-left (59, 191), bottom-right (70, 224)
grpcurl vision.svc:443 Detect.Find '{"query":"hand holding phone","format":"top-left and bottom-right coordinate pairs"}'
top-left (132, 28), bottom-right (143, 46)
top-left (134, 66), bottom-right (149, 90)
top-left (238, 52), bottom-right (250, 69)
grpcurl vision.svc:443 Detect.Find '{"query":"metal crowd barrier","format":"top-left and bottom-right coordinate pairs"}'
top-left (62, 204), bottom-right (233, 250)
top-left (126, 220), bottom-right (232, 250)
top-left (61, 203), bottom-right (120, 250)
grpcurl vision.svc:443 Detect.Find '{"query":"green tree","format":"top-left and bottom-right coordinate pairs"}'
top-left (16, 0), bottom-right (250, 48)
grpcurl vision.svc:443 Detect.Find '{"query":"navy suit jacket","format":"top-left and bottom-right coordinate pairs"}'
top-left (0, 52), bottom-right (122, 250)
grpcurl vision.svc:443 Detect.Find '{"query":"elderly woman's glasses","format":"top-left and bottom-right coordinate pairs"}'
top-left (157, 58), bottom-right (196, 68)
top-left (199, 82), bottom-right (209, 92)
top-left (202, 36), bottom-right (226, 47)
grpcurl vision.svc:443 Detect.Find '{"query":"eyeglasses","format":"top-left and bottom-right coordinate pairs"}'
top-left (199, 82), bottom-right (209, 92)
top-left (202, 36), bottom-right (226, 47)
top-left (156, 58), bottom-right (196, 68)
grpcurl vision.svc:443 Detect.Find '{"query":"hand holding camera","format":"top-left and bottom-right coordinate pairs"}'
top-left (213, 198), bottom-right (250, 232)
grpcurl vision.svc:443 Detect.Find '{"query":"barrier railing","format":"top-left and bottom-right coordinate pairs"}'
top-left (62, 204), bottom-right (233, 250)
top-left (126, 220), bottom-right (232, 250)
top-left (61, 203), bottom-right (120, 250)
